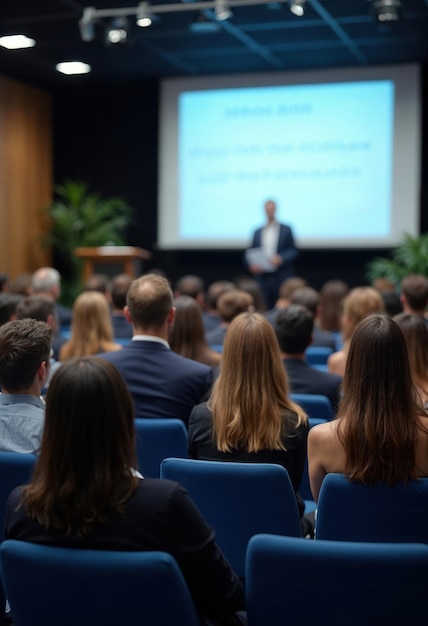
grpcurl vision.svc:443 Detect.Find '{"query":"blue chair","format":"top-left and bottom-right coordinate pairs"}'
top-left (290, 393), bottom-right (334, 421)
top-left (305, 346), bottom-right (333, 365)
top-left (0, 452), bottom-right (36, 542)
top-left (316, 473), bottom-right (428, 543)
top-left (246, 534), bottom-right (428, 626)
top-left (160, 458), bottom-right (301, 578)
top-left (134, 418), bottom-right (188, 478)
top-left (0, 541), bottom-right (200, 626)
top-left (298, 417), bottom-right (326, 514)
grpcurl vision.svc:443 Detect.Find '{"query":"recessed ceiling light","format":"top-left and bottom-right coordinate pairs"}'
top-left (0, 35), bottom-right (36, 50)
top-left (56, 61), bottom-right (91, 75)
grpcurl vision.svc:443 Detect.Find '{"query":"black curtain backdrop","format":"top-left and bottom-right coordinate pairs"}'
top-left (53, 65), bottom-right (428, 290)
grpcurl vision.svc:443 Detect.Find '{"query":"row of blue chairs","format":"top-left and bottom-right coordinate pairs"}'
top-left (1, 535), bottom-right (428, 626)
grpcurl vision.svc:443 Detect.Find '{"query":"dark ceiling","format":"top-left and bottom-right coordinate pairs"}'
top-left (0, 0), bottom-right (427, 86)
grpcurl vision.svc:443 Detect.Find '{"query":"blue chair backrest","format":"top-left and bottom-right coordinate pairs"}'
top-left (0, 452), bottom-right (36, 542)
top-left (160, 458), bottom-right (301, 578)
top-left (305, 346), bottom-right (333, 365)
top-left (0, 541), bottom-right (200, 626)
top-left (246, 534), bottom-right (428, 626)
top-left (134, 418), bottom-right (188, 478)
top-left (290, 393), bottom-right (334, 421)
top-left (298, 418), bottom-right (326, 512)
top-left (316, 473), bottom-right (428, 543)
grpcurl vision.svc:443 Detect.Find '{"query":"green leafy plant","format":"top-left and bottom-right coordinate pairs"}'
top-left (43, 180), bottom-right (134, 303)
top-left (366, 232), bottom-right (428, 287)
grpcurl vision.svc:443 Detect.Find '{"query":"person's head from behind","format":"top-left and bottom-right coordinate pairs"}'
top-left (275, 304), bottom-right (314, 355)
top-left (341, 287), bottom-right (384, 340)
top-left (111, 273), bottom-right (133, 312)
top-left (83, 273), bottom-right (111, 297)
top-left (340, 313), bottom-right (421, 483)
top-left (277, 276), bottom-right (308, 307)
top-left (31, 267), bottom-right (61, 300)
top-left (71, 290), bottom-right (114, 343)
top-left (401, 274), bottom-right (428, 314)
top-left (0, 319), bottom-right (52, 393)
top-left (169, 295), bottom-right (206, 356)
top-left (174, 274), bottom-right (205, 307)
top-left (16, 295), bottom-right (57, 331)
top-left (23, 357), bottom-right (138, 536)
top-left (206, 280), bottom-right (235, 312)
top-left (126, 273), bottom-right (173, 332)
top-left (216, 289), bottom-right (253, 324)
top-left (0, 273), bottom-right (9, 292)
top-left (0, 293), bottom-right (23, 326)
top-left (211, 312), bottom-right (306, 452)
top-left (319, 279), bottom-right (349, 331)
top-left (290, 286), bottom-right (319, 317)
top-left (393, 313), bottom-right (428, 388)
top-left (234, 276), bottom-right (266, 312)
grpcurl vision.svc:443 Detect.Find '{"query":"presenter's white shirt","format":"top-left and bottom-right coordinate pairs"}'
top-left (261, 221), bottom-right (280, 259)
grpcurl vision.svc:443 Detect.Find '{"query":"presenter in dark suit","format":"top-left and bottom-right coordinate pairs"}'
top-left (100, 274), bottom-right (213, 425)
top-left (247, 199), bottom-right (298, 309)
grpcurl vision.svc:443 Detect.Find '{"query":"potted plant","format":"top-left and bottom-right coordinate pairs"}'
top-left (366, 232), bottom-right (428, 287)
top-left (43, 180), bottom-right (133, 303)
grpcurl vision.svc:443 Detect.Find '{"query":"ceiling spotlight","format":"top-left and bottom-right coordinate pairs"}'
top-left (215, 0), bottom-right (233, 21)
top-left (106, 17), bottom-right (129, 44)
top-left (0, 34), bottom-right (36, 49)
top-left (79, 6), bottom-right (96, 42)
top-left (372, 0), bottom-right (401, 22)
top-left (56, 61), bottom-right (91, 75)
top-left (289, 0), bottom-right (306, 16)
top-left (137, 2), bottom-right (153, 27)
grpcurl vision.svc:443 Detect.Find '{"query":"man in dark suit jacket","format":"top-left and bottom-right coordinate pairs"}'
top-left (275, 304), bottom-right (342, 414)
top-left (100, 273), bottom-right (213, 425)
top-left (247, 199), bottom-right (298, 309)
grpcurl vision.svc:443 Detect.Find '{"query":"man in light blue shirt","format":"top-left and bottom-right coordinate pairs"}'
top-left (0, 319), bottom-right (52, 454)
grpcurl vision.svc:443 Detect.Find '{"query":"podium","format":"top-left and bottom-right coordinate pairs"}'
top-left (74, 246), bottom-right (152, 282)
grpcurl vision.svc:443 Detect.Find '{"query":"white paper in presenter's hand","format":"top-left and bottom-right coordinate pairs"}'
top-left (245, 248), bottom-right (275, 272)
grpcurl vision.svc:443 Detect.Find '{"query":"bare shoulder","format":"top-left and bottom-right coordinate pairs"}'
top-left (327, 350), bottom-right (346, 376)
top-left (308, 419), bottom-right (338, 445)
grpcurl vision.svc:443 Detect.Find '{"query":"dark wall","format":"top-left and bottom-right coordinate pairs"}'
top-left (53, 64), bottom-right (428, 290)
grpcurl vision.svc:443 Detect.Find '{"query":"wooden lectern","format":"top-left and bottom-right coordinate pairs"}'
top-left (74, 246), bottom-right (152, 282)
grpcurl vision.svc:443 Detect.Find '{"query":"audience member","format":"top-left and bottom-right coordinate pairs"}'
top-left (264, 276), bottom-right (308, 326)
top-left (394, 312), bottom-right (428, 408)
top-left (327, 287), bottom-right (384, 377)
top-left (290, 286), bottom-right (337, 349)
top-left (400, 274), bottom-right (428, 320)
top-left (203, 280), bottom-right (235, 333)
top-left (275, 305), bottom-right (342, 413)
top-left (380, 290), bottom-right (403, 317)
top-left (15, 296), bottom-right (63, 378)
top-left (205, 289), bottom-right (253, 346)
top-left (100, 274), bottom-right (213, 423)
top-left (59, 291), bottom-right (121, 361)
top-left (308, 314), bottom-right (428, 501)
top-left (170, 296), bottom-right (222, 369)
top-left (5, 357), bottom-right (244, 625)
top-left (188, 312), bottom-right (308, 514)
top-left (0, 273), bottom-right (9, 292)
top-left (110, 273), bottom-right (133, 339)
top-left (83, 273), bottom-right (111, 299)
top-left (9, 273), bottom-right (32, 296)
top-left (0, 293), bottom-right (23, 326)
top-left (233, 276), bottom-right (266, 312)
top-left (318, 279), bottom-right (349, 332)
top-left (31, 267), bottom-right (72, 327)
top-left (0, 319), bottom-right (52, 453)
top-left (174, 274), bottom-right (206, 307)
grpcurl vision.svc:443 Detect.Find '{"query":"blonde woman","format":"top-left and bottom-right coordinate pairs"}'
top-left (59, 291), bottom-right (121, 361)
top-left (188, 312), bottom-right (308, 498)
top-left (327, 286), bottom-right (384, 377)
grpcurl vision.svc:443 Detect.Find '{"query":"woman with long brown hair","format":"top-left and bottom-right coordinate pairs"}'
top-left (59, 290), bottom-right (121, 360)
top-left (394, 312), bottom-right (428, 408)
top-left (309, 314), bottom-right (428, 502)
top-left (5, 357), bottom-right (244, 625)
top-left (169, 295), bottom-right (221, 369)
top-left (188, 312), bottom-right (308, 496)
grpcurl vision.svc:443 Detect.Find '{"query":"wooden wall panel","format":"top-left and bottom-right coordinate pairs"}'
top-left (0, 76), bottom-right (52, 280)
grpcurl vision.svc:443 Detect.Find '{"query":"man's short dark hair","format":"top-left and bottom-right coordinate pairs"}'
top-left (0, 319), bottom-right (53, 392)
top-left (290, 286), bottom-right (319, 316)
top-left (15, 296), bottom-right (55, 322)
top-left (111, 274), bottom-right (133, 310)
top-left (174, 275), bottom-right (205, 299)
top-left (206, 281), bottom-right (235, 310)
top-left (126, 274), bottom-right (173, 329)
top-left (275, 304), bottom-right (314, 354)
top-left (401, 274), bottom-right (428, 312)
top-left (0, 293), bottom-right (24, 326)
